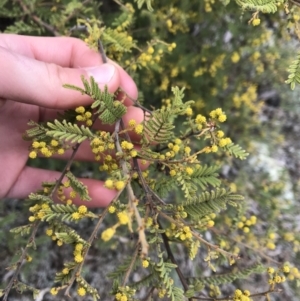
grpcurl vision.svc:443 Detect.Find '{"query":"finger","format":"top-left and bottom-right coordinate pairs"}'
top-left (0, 35), bottom-right (138, 108)
top-left (5, 166), bottom-right (117, 207)
top-left (0, 35), bottom-right (102, 67)
top-left (0, 46), bottom-right (119, 109)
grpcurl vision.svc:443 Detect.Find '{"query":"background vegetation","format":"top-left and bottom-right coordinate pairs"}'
top-left (0, 0), bottom-right (300, 300)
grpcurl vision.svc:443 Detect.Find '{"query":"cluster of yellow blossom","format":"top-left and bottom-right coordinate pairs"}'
top-left (209, 284), bottom-right (221, 297)
top-left (29, 139), bottom-right (65, 159)
top-left (265, 232), bottom-right (277, 250)
top-left (105, 178), bottom-right (126, 191)
top-left (115, 286), bottom-right (136, 301)
top-left (71, 205), bottom-right (88, 221)
top-left (193, 67), bottom-right (207, 77)
top-left (53, 181), bottom-right (79, 205)
top-left (237, 215), bottom-right (257, 234)
top-left (99, 154), bottom-right (120, 173)
top-left (75, 106), bottom-right (93, 127)
top-left (160, 75), bottom-right (170, 91)
top-left (209, 108), bottom-right (226, 122)
top-left (233, 85), bottom-right (261, 112)
top-left (166, 223), bottom-right (193, 241)
top-left (74, 243), bottom-right (84, 263)
top-left (90, 131), bottom-right (115, 161)
top-left (128, 119), bottom-right (144, 134)
top-left (204, 0), bottom-right (215, 12)
top-left (28, 202), bottom-right (50, 223)
top-left (233, 289), bottom-right (252, 301)
top-left (115, 293), bottom-right (128, 301)
top-left (101, 227), bottom-right (116, 242)
top-left (163, 6), bottom-right (190, 34)
top-left (209, 54), bottom-right (225, 77)
top-left (196, 213), bottom-right (216, 230)
top-left (119, 140), bottom-right (137, 157)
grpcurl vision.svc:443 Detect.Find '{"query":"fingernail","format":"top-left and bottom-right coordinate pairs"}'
top-left (84, 63), bottom-right (116, 84)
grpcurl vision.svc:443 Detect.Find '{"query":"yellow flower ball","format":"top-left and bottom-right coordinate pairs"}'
top-left (50, 288), bottom-right (58, 296)
top-left (185, 107), bottom-right (193, 116)
top-left (185, 167), bottom-right (193, 175)
top-left (105, 179), bottom-right (114, 189)
top-left (142, 259), bottom-right (149, 268)
top-left (74, 254), bottom-right (84, 263)
top-left (252, 18), bottom-right (261, 26)
top-left (78, 205), bottom-right (87, 214)
top-left (132, 124), bottom-right (144, 136)
top-left (72, 212), bottom-right (81, 220)
top-left (75, 106), bottom-right (85, 113)
top-left (115, 180), bottom-right (126, 191)
top-left (29, 151), bottom-right (37, 159)
top-left (101, 227), bottom-right (115, 241)
top-left (77, 287), bottom-right (86, 296)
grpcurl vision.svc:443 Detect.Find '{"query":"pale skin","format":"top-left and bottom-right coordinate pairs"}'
top-left (0, 34), bottom-right (144, 207)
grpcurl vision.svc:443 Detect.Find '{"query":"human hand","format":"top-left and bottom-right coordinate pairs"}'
top-left (0, 34), bottom-right (143, 206)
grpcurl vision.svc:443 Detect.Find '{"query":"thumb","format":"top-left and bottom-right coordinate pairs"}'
top-left (0, 47), bottom-right (120, 109)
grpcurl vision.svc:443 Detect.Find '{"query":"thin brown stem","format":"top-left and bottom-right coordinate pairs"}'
top-left (17, 0), bottom-right (60, 36)
top-left (3, 221), bottom-right (40, 301)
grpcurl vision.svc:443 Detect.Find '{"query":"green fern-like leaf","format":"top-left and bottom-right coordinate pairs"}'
top-left (28, 193), bottom-right (52, 203)
top-left (191, 164), bottom-right (221, 190)
top-left (64, 77), bottom-right (127, 124)
top-left (223, 142), bottom-right (249, 160)
top-left (102, 28), bottom-right (136, 52)
top-left (143, 110), bottom-right (175, 144)
top-left (171, 86), bottom-right (194, 115)
top-left (188, 262), bottom-right (265, 288)
top-left (24, 120), bottom-right (48, 141)
top-left (10, 224), bottom-right (33, 236)
top-left (46, 119), bottom-right (94, 143)
top-left (134, 0), bottom-right (154, 11)
top-left (183, 188), bottom-right (243, 220)
top-left (285, 52), bottom-right (300, 90)
top-left (112, 7), bottom-right (134, 30)
top-left (154, 176), bottom-right (179, 198)
top-left (108, 256), bottom-right (141, 281)
top-left (55, 230), bottom-right (87, 245)
top-left (66, 171), bottom-right (91, 201)
top-left (235, 0), bottom-right (280, 13)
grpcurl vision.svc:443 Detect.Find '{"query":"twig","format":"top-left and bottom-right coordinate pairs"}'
top-left (17, 0), bottom-right (60, 36)
top-left (3, 222), bottom-right (40, 301)
top-left (115, 120), bottom-right (149, 256)
top-left (158, 221), bottom-right (189, 292)
top-left (122, 244), bottom-right (140, 286)
top-left (64, 191), bottom-right (123, 296)
top-left (191, 288), bottom-right (282, 300)
top-left (158, 211), bottom-right (239, 260)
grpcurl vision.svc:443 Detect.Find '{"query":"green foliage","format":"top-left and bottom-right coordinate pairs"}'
top-left (183, 188), bottom-right (242, 220)
top-left (65, 77), bottom-right (127, 124)
top-left (65, 171), bottom-right (91, 201)
top-left (235, 0), bottom-right (283, 13)
top-left (46, 119), bottom-right (94, 143)
top-left (285, 51), bottom-right (300, 90)
top-left (223, 142), bottom-right (249, 160)
top-left (187, 262), bottom-right (265, 296)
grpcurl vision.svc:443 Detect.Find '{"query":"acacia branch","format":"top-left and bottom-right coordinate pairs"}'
top-left (3, 222), bottom-right (40, 301)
